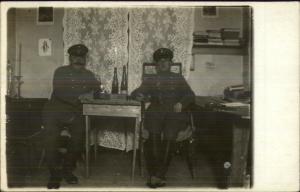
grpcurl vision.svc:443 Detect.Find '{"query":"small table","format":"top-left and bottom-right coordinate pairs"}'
top-left (81, 99), bottom-right (142, 182)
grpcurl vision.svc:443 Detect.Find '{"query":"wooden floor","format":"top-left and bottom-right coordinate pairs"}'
top-left (7, 147), bottom-right (220, 190)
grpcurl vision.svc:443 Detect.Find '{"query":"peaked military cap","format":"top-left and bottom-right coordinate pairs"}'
top-left (153, 48), bottom-right (173, 62)
top-left (68, 44), bottom-right (88, 56)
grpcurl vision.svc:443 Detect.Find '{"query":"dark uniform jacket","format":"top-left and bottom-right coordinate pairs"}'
top-left (45, 65), bottom-right (99, 113)
top-left (132, 71), bottom-right (195, 112)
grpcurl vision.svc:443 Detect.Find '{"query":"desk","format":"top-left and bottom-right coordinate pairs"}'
top-left (192, 101), bottom-right (251, 188)
top-left (6, 97), bottom-right (48, 187)
top-left (218, 107), bottom-right (251, 187)
top-left (230, 115), bottom-right (251, 187)
top-left (81, 99), bottom-right (142, 182)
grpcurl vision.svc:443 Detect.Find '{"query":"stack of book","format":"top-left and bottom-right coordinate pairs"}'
top-left (193, 31), bottom-right (208, 44)
top-left (193, 30), bottom-right (223, 45)
top-left (221, 28), bottom-right (241, 46)
top-left (193, 28), bottom-right (243, 46)
top-left (207, 29), bottom-right (223, 45)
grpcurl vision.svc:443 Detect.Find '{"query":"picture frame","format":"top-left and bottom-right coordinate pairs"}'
top-left (38, 38), bottom-right (52, 56)
top-left (37, 7), bottom-right (54, 25)
top-left (202, 6), bottom-right (219, 18)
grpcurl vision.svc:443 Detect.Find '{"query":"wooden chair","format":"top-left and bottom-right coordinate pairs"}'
top-left (139, 62), bottom-right (197, 178)
top-left (32, 122), bottom-right (77, 172)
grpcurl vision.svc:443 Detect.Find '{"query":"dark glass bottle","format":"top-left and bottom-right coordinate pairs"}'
top-left (111, 67), bottom-right (119, 94)
top-left (120, 65), bottom-right (128, 95)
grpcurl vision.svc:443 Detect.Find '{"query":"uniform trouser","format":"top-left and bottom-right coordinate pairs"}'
top-left (42, 108), bottom-right (85, 175)
top-left (144, 110), bottom-right (188, 178)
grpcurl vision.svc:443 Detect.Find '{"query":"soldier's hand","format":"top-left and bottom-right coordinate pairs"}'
top-left (173, 102), bottom-right (182, 113)
top-left (78, 91), bottom-right (93, 100)
top-left (134, 93), bottom-right (145, 102)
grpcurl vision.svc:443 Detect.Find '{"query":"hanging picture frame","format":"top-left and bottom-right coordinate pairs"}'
top-left (37, 7), bottom-right (54, 25)
top-left (38, 38), bottom-right (52, 56)
top-left (202, 6), bottom-right (219, 18)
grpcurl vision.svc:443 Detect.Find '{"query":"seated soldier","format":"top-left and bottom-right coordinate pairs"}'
top-left (131, 48), bottom-right (195, 188)
top-left (42, 44), bottom-right (100, 189)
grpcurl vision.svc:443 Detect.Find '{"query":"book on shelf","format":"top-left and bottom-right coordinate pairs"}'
top-left (208, 37), bottom-right (223, 44)
top-left (206, 29), bottom-right (221, 33)
top-left (221, 28), bottom-right (240, 33)
top-left (194, 42), bottom-right (242, 47)
top-left (221, 28), bottom-right (240, 39)
top-left (194, 37), bottom-right (208, 41)
top-left (223, 42), bottom-right (240, 46)
top-left (208, 34), bottom-right (222, 39)
top-left (206, 29), bottom-right (222, 39)
top-left (207, 42), bottom-right (224, 45)
top-left (193, 33), bottom-right (209, 43)
top-left (193, 42), bottom-right (211, 46)
top-left (222, 38), bottom-right (240, 41)
top-left (194, 35), bottom-right (209, 39)
top-left (223, 39), bottom-right (241, 46)
top-left (194, 40), bottom-right (242, 47)
top-left (194, 38), bottom-right (209, 43)
top-left (193, 31), bottom-right (207, 36)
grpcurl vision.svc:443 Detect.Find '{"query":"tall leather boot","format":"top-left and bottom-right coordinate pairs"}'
top-left (47, 152), bottom-right (63, 189)
top-left (156, 139), bottom-right (176, 187)
top-left (144, 133), bottom-right (161, 188)
top-left (62, 152), bottom-right (78, 184)
top-left (46, 147), bottom-right (63, 189)
top-left (47, 167), bottom-right (62, 189)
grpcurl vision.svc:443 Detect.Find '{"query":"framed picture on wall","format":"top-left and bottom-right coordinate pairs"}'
top-left (37, 7), bottom-right (54, 25)
top-left (38, 38), bottom-right (52, 56)
top-left (202, 6), bottom-right (219, 18)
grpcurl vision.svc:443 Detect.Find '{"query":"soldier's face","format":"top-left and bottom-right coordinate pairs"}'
top-left (70, 55), bottom-right (86, 69)
top-left (70, 55), bottom-right (86, 65)
top-left (156, 58), bottom-right (171, 73)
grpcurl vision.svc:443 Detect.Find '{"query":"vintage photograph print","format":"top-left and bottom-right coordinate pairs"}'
top-left (4, 5), bottom-right (253, 190)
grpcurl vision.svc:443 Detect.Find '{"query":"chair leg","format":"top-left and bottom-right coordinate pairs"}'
top-left (27, 142), bottom-right (33, 178)
top-left (139, 121), bottom-right (145, 177)
top-left (139, 141), bottom-right (144, 177)
top-left (185, 140), bottom-right (197, 179)
top-left (39, 149), bottom-right (46, 168)
top-left (94, 128), bottom-right (98, 163)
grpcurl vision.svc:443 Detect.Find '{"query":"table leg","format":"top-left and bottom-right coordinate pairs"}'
top-left (230, 119), bottom-right (250, 187)
top-left (131, 117), bottom-right (138, 183)
top-left (85, 115), bottom-right (90, 178)
top-left (94, 127), bottom-right (98, 163)
top-left (140, 120), bottom-right (144, 177)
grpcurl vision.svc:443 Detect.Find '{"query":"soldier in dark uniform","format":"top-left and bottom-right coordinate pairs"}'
top-left (42, 44), bottom-right (100, 189)
top-left (131, 48), bottom-right (195, 188)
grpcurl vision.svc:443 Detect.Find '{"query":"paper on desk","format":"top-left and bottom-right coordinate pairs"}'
top-left (221, 102), bottom-right (250, 107)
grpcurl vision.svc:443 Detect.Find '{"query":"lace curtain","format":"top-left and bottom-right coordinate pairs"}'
top-left (63, 8), bottom-right (134, 151)
top-left (128, 8), bottom-right (194, 92)
top-left (63, 8), bottom-right (194, 151)
top-left (63, 8), bottom-right (129, 92)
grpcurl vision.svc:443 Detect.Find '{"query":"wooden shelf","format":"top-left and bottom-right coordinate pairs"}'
top-left (192, 44), bottom-right (247, 56)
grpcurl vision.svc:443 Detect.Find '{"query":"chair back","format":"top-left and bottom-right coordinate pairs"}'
top-left (142, 62), bottom-right (182, 80)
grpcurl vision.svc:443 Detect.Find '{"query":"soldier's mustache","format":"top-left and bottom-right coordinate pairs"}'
top-left (73, 62), bottom-right (85, 65)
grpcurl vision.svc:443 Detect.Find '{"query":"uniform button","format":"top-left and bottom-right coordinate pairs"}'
top-left (83, 86), bottom-right (86, 88)
top-left (72, 86), bottom-right (74, 88)
top-left (71, 80), bottom-right (75, 82)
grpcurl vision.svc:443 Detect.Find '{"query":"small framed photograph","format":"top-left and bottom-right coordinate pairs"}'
top-left (202, 6), bottom-right (219, 18)
top-left (38, 38), bottom-right (52, 56)
top-left (37, 7), bottom-right (54, 25)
